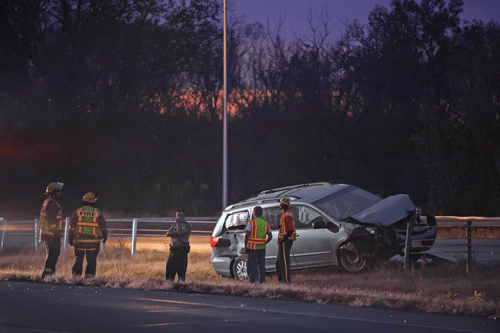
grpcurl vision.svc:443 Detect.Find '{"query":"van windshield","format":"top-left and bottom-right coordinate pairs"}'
top-left (313, 187), bottom-right (381, 221)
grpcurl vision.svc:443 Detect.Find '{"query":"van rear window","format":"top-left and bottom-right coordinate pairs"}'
top-left (225, 211), bottom-right (249, 230)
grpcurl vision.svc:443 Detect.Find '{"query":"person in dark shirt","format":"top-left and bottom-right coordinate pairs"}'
top-left (165, 210), bottom-right (191, 282)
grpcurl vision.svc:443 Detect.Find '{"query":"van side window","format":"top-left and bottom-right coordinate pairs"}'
top-left (225, 211), bottom-right (249, 231)
top-left (292, 205), bottom-right (324, 229)
top-left (261, 206), bottom-right (281, 229)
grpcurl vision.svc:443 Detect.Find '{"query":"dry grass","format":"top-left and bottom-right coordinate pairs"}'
top-left (1, 243), bottom-right (500, 319)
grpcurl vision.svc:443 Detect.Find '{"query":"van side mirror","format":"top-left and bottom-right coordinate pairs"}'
top-left (312, 221), bottom-right (326, 229)
top-left (326, 221), bottom-right (340, 232)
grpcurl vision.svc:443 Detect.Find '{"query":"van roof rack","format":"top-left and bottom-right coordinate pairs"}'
top-left (258, 182), bottom-right (331, 195)
top-left (224, 182), bottom-right (332, 210)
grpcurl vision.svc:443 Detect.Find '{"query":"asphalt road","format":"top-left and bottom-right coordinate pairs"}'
top-left (1, 281), bottom-right (499, 333)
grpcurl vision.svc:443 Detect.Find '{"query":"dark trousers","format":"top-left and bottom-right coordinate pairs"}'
top-left (72, 247), bottom-right (100, 277)
top-left (247, 248), bottom-right (266, 284)
top-left (42, 236), bottom-right (61, 278)
top-left (166, 249), bottom-right (188, 282)
top-left (276, 239), bottom-right (293, 283)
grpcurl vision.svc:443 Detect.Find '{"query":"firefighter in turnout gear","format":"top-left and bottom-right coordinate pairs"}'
top-left (244, 206), bottom-right (272, 284)
top-left (276, 196), bottom-right (296, 283)
top-left (69, 192), bottom-right (107, 277)
top-left (39, 182), bottom-right (64, 279)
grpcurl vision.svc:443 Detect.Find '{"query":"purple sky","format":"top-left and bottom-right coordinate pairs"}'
top-left (234, 0), bottom-right (500, 40)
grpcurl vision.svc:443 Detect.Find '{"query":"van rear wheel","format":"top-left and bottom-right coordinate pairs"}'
top-left (232, 257), bottom-right (248, 281)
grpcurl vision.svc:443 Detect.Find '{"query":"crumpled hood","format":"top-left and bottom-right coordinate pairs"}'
top-left (350, 194), bottom-right (416, 226)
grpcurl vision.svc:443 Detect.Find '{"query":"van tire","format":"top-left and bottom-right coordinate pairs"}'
top-left (339, 241), bottom-right (368, 273)
top-left (232, 257), bottom-right (248, 281)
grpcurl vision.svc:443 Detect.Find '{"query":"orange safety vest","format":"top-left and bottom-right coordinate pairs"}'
top-left (72, 206), bottom-right (104, 250)
top-left (247, 218), bottom-right (269, 250)
top-left (278, 209), bottom-right (296, 243)
top-left (39, 198), bottom-right (63, 240)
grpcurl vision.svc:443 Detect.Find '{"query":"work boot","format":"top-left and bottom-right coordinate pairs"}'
top-left (41, 270), bottom-right (54, 280)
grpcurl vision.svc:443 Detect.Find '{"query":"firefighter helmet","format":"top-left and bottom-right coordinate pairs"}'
top-left (46, 182), bottom-right (64, 195)
top-left (280, 196), bottom-right (290, 205)
top-left (82, 192), bottom-right (98, 204)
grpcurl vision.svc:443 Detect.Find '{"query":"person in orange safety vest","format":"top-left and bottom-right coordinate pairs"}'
top-left (68, 192), bottom-right (107, 278)
top-left (39, 182), bottom-right (64, 279)
top-left (244, 206), bottom-right (272, 283)
top-left (276, 196), bottom-right (296, 283)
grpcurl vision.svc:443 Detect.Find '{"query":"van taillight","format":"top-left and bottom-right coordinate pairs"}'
top-left (210, 237), bottom-right (219, 247)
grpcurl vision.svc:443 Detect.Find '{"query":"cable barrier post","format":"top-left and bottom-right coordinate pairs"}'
top-left (131, 218), bottom-right (138, 256)
top-left (403, 215), bottom-right (414, 271)
top-left (63, 217), bottom-right (70, 250)
top-left (466, 220), bottom-right (473, 276)
top-left (1, 218), bottom-right (5, 251)
top-left (35, 219), bottom-right (39, 250)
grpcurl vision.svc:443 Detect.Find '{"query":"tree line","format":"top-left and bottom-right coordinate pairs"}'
top-left (0, 0), bottom-right (499, 217)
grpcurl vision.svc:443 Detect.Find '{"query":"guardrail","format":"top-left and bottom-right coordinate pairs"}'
top-left (2, 216), bottom-right (499, 268)
top-left (0, 216), bottom-right (218, 256)
top-left (434, 216), bottom-right (500, 228)
top-left (403, 217), bottom-right (500, 275)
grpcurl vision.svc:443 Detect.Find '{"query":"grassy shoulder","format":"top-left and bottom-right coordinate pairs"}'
top-left (1, 241), bottom-right (499, 319)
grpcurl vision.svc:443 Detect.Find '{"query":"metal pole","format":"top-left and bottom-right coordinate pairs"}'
top-left (222, 0), bottom-right (228, 211)
top-left (1, 218), bottom-right (5, 251)
top-left (131, 218), bottom-right (138, 256)
top-left (466, 220), bottom-right (472, 275)
top-left (35, 219), bottom-right (39, 250)
top-left (63, 217), bottom-right (70, 250)
top-left (403, 217), bottom-right (414, 271)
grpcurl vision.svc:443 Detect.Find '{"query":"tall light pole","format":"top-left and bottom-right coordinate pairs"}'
top-left (222, 0), bottom-right (228, 211)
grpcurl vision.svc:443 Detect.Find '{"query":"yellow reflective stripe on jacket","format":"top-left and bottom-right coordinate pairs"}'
top-left (77, 222), bottom-right (100, 227)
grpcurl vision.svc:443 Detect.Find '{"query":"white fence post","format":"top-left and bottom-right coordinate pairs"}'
top-left (35, 219), bottom-right (39, 250)
top-left (131, 218), bottom-right (138, 256)
top-left (64, 217), bottom-right (70, 250)
top-left (1, 218), bottom-right (5, 251)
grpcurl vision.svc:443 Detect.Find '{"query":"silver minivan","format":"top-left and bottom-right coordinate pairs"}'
top-left (210, 183), bottom-right (437, 280)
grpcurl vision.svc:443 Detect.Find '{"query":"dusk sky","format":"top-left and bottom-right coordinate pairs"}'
top-left (234, 0), bottom-right (500, 40)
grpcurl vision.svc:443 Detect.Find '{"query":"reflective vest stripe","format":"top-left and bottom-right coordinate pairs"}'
top-left (248, 238), bottom-right (267, 244)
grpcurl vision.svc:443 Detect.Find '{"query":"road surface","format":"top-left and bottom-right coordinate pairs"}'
top-left (0, 281), bottom-right (498, 333)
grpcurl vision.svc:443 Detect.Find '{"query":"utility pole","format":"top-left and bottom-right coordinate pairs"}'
top-left (222, 0), bottom-right (228, 211)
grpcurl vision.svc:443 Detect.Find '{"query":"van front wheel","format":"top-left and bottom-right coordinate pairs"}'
top-left (339, 242), bottom-right (368, 273)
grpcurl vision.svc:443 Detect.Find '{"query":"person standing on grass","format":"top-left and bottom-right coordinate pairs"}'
top-left (276, 196), bottom-right (296, 283)
top-left (39, 182), bottom-right (64, 279)
top-left (244, 206), bottom-right (272, 284)
top-left (166, 210), bottom-right (191, 282)
top-left (68, 192), bottom-right (107, 278)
